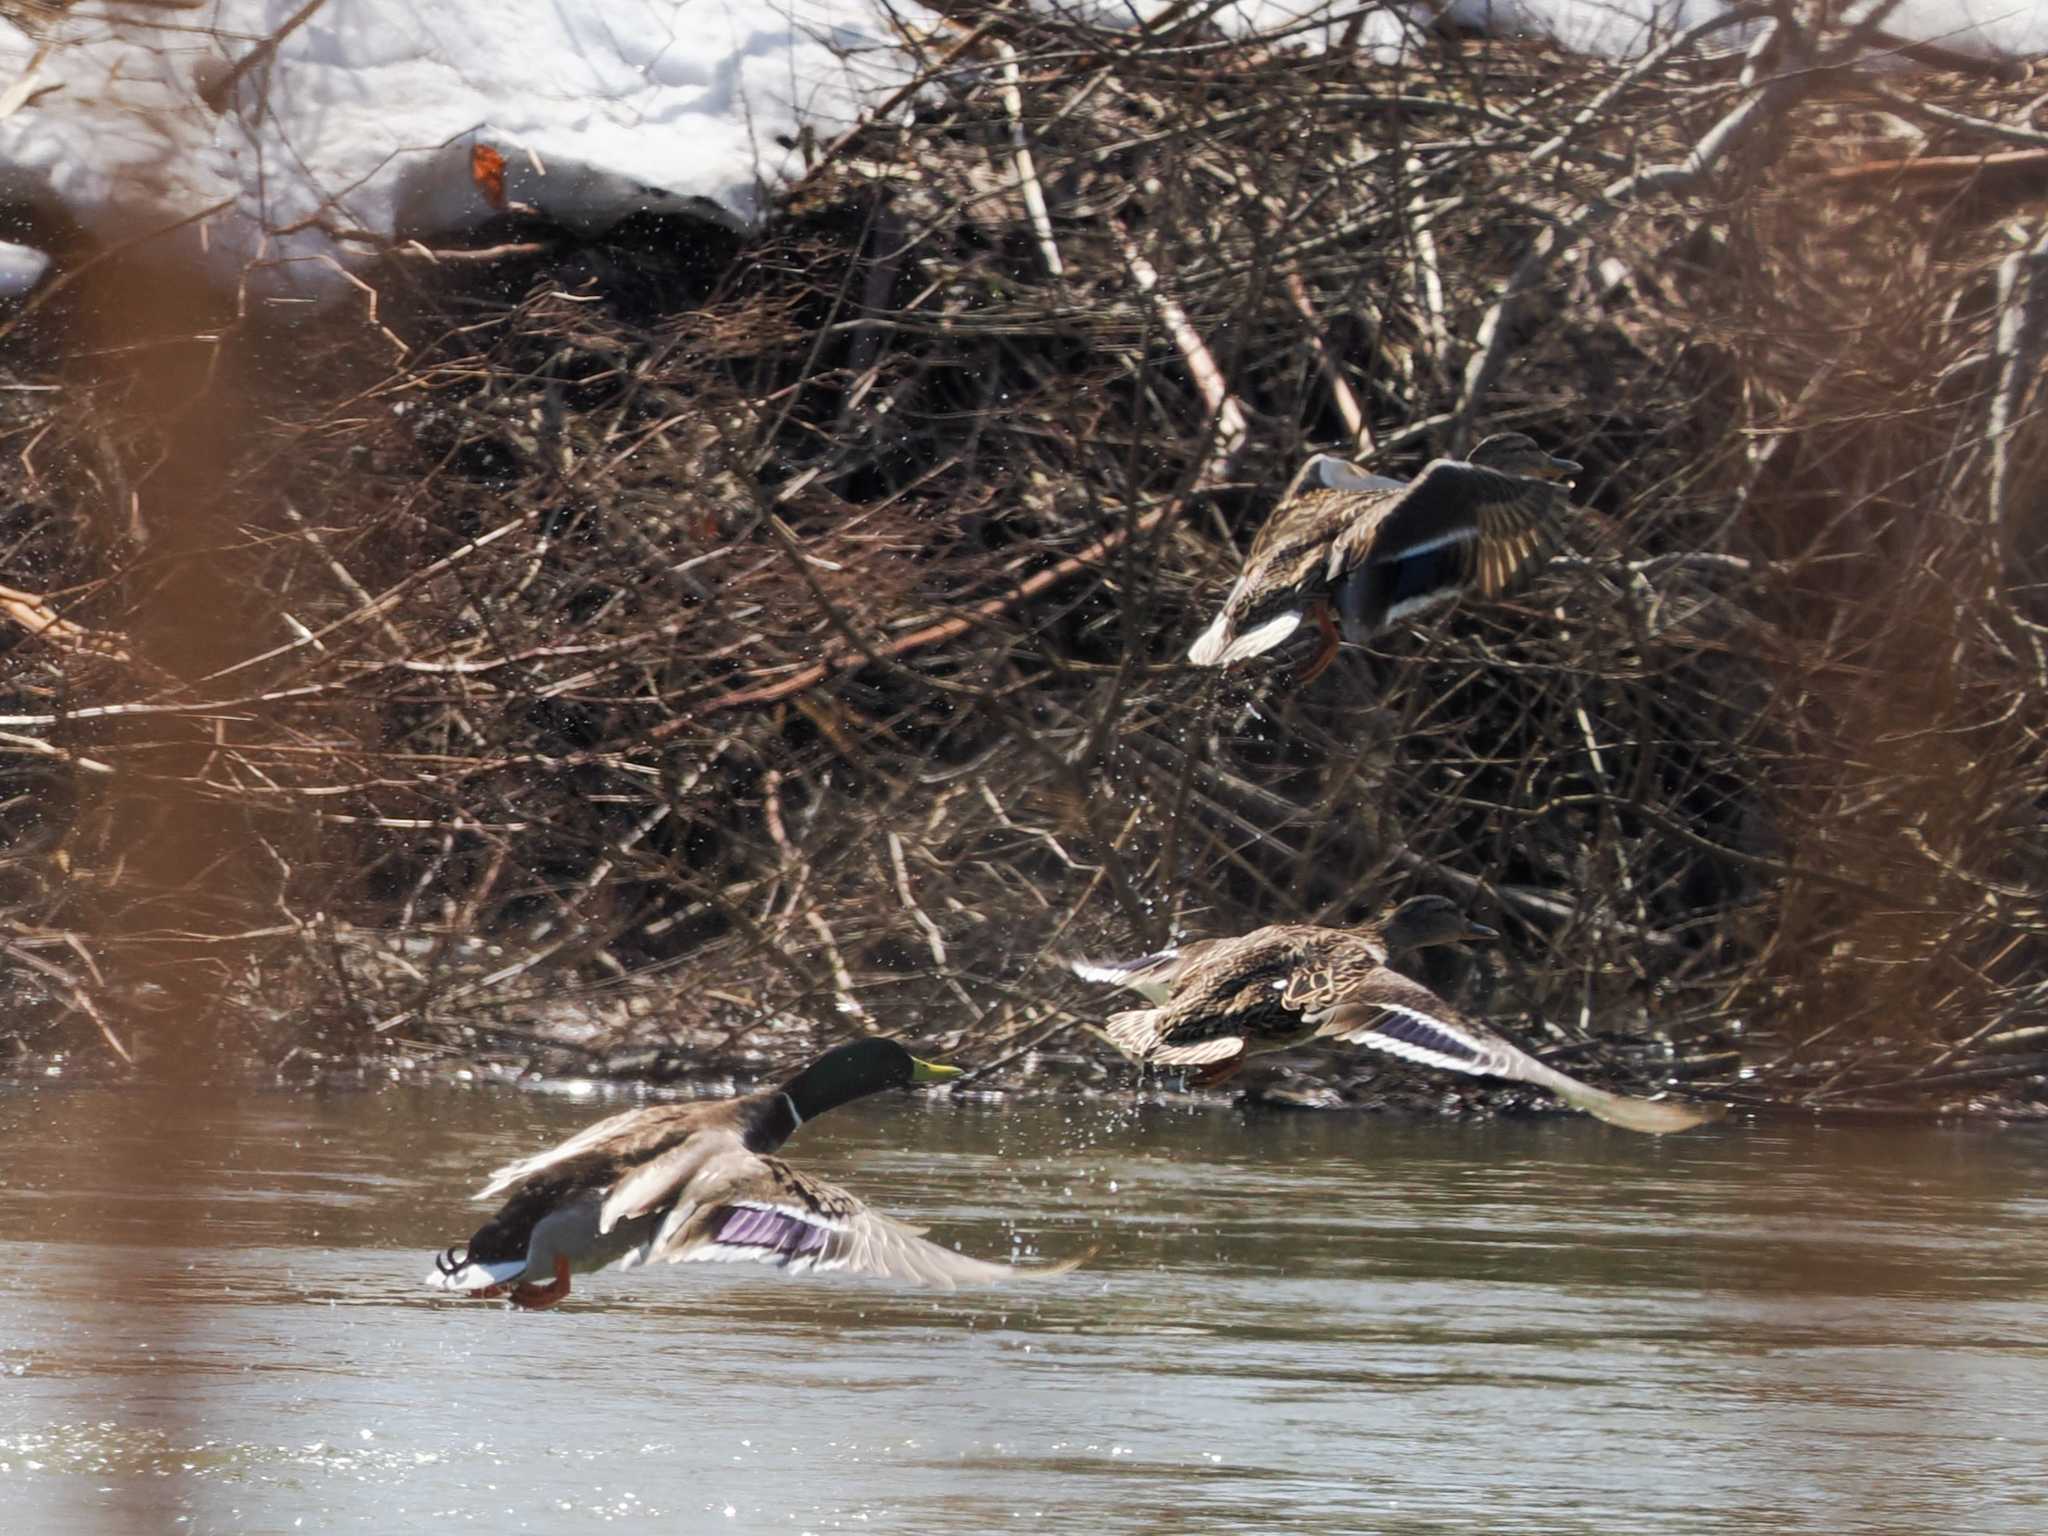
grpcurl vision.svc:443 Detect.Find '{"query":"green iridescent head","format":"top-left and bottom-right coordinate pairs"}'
top-left (780, 1039), bottom-right (960, 1122)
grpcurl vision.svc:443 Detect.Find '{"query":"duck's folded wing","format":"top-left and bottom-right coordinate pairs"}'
top-left (1312, 972), bottom-right (1723, 1135)
top-left (651, 1155), bottom-right (1080, 1289)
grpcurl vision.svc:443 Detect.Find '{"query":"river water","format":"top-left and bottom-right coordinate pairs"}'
top-left (3, 1081), bottom-right (2045, 1534)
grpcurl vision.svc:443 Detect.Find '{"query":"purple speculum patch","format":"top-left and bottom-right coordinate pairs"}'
top-left (717, 1204), bottom-right (830, 1256)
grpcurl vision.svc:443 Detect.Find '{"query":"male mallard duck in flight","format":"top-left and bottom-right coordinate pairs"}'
top-left (1186, 433), bottom-right (1582, 681)
top-left (426, 1040), bottom-right (1082, 1308)
top-left (1072, 895), bottom-right (1722, 1134)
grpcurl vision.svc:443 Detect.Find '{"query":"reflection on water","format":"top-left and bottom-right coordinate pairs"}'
top-left (4, 1083), bottom-right (2047, 1533)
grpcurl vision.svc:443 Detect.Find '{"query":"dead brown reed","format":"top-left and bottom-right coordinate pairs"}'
top-left (2, 6), bottom-right (2044, 1114)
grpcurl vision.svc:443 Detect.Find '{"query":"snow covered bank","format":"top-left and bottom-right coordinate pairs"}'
top-left (0, 0), bottom-right (2040, 304)
top-left (0, 0), bottom-right (937, 299)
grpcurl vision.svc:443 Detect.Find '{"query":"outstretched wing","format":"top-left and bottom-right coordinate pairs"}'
top-left (1068, 937), bottom-right (1224, 1005)
top-left (1310, 969), bottom-right (1535, 1077)
top-left (1327, 459), bottom-right (1564, 630)
top-left (1312, 971), bottom-right (1724, 1134)
top-left (473, 1103), bottom-right (715, 1202)
top-left (647, 1153), bottom-right (1082, 1289)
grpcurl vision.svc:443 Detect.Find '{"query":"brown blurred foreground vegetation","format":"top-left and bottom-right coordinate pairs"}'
top-left (2, 5), bottom-right (2046, 1116)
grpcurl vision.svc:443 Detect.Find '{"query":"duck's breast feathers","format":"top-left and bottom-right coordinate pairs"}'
top-left (650, 1153), bottom-right (1078, 1289)
top-left (1330, 458), bottom-right (1564, 596)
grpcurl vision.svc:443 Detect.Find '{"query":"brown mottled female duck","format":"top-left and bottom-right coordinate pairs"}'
top-left (1073, 896), bottom-right (1722, 1134)
top-left (1186, 433), bottom-right (1581, 680)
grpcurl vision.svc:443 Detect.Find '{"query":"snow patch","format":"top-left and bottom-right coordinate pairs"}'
top-left (0, 0), bottom-right (938, 298)
top-left (0, 0), bottom-right (2038, 303)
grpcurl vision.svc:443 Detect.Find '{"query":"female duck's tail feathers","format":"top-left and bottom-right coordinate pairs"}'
top-left (1188, 605), bottom-right (1302, 667)
top-left (1105, 1011), bottom-right (1243, 1068)
top-left (1148, 1036), bottom-right (1246, 1067)
top-left (1186, 610), bottom-right (1233, 666)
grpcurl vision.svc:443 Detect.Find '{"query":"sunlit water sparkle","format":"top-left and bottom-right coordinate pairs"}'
top-left (4, 1085), bottom-right (2046, 1533)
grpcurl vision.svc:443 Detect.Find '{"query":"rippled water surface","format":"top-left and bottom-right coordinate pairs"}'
top-left (4, 1082), bottom-right (2047, 1533)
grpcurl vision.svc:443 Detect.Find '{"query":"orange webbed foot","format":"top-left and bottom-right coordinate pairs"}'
top-left (508, 1255), bottom-right (572, 1311)
top-left (1291, 602), bottom-right (1341, 684)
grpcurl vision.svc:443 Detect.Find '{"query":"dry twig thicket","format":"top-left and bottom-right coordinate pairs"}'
top-left (2, 4), bottom-right (2045, 1114)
